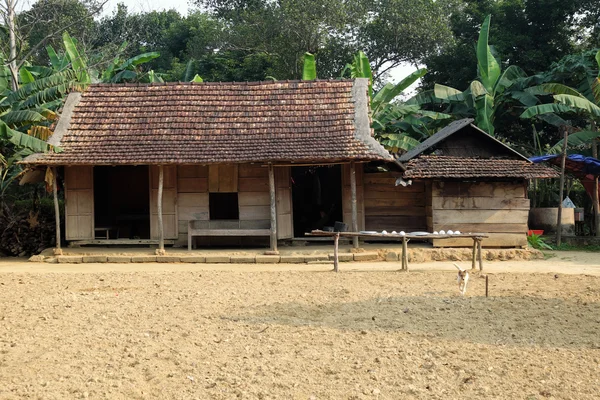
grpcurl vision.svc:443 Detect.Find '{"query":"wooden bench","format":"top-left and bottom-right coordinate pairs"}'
top-left (188, 221), bottom-right (270, 250)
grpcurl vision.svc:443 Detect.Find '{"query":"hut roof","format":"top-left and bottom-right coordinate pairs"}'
top-left (404, 156), bottom-right (559, 179)
top-left (23, 79), bottom-right (392, 166)
top-left (397, 118), bottom-right (528, 162)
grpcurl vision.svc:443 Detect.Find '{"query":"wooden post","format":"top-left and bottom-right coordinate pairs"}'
top-left (556, 126), bottom-right (568, 247)
top-left (350, 161), bottom-right (359, 248)
top-left (333, 233), bottom-right (340, 272)
top-left (268, 163), bottom-right (278, 253)
top-left (402, 237), bottom-right (409, 271)
top-left (52, 167), bottom-right (62, 255)
top-left (157, 165), bottom-right (165, 254)
top-left (592, 134), bottom-right (599, 237)
top-left (485, 275), bottom-right (489, 298)
top-left (471, 239), bottom-right (477, 270)
top-left (477, 238), bottom-right (483, 271)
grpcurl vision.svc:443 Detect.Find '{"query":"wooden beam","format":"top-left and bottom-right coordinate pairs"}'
top-left (268, 163), bottom-right (278, 252)
top-left (52, 167), bottom-right (62, 255)
top-left (350, 161), bottom-right (359, 248)
top-left (157, 165), bottom-right (165, 254)
top-left (556, 126), bottom-right (568, 246)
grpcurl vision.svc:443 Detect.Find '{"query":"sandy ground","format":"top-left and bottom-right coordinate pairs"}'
top-left (1, 252), bottom-right (600, 399)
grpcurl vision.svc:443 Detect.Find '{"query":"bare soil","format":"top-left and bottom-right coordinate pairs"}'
top-left (1, 254), bottom-right (600, 399)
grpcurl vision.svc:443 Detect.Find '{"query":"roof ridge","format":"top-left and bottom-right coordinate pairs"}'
top-left (88, 79), bottom-right (356, 88)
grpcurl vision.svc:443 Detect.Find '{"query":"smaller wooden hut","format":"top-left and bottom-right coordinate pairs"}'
top-left (397, 119), bottom-right (557, 247)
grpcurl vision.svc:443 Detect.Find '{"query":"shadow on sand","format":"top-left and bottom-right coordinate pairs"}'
top-left (228, 294), bottom-right (600, 349)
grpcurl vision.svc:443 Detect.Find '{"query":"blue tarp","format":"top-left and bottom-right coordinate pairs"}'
top-left (530, 154), bottom-right (600, 176)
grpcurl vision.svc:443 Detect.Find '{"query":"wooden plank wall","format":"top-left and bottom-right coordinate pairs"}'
top-left (430, 180), bottom-right (529, 247)
top-left (363, 172), bottom-right (427, 232)
top-left (65, 166), bottom-right (94, 240)
top-left (176, 164), bottom-right (276, 246)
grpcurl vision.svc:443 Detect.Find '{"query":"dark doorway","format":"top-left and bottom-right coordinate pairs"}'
top-left (94, 166), bottom-right (150, 239)
top-left (291, 165), bottom-right (343, 237)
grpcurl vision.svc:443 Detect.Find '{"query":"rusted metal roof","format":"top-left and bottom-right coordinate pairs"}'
top-left (404, 156), bottom-right (559, 179)
top-left (24, 79), bottom-right (392, 165)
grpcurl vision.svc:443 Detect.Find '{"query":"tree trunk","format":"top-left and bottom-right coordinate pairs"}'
top-left (7, 0), bottom-right (19, 91)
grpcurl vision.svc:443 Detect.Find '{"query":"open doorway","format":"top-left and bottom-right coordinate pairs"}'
top-left (291, 165), bottom-right (343, 237)
top-left (94, 166), bottom-right (150, 239)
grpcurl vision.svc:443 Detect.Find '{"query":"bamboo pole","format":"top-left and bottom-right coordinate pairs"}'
top-left (477, 238), bottom-right (483, 271)
top-left (556, 126), bottom-right (569, 247)
top-left (52, 167), bottom-right (62, 255)
top-left (157, 165), bottom-right (165, 254)
top-left (268, 163), bottom-right (278, 253)
top-left (592, 131), bottom-right (599, 237)
top-left (350, 162), bottom-right (359, 248)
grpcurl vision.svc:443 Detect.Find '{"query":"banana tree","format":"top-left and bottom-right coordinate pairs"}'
top-left (432, 15), bottom-right (532, 136)
top-left (339, 50), bottom-right (451, 152)
top-left (520, 50), bottom-right (600, 152)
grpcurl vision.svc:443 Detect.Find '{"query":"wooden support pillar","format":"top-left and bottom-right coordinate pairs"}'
top-left (402, 237), bottom-right (409, 271)
top-left (556, 126), bottom-right (568, 247)
top-left (593, 137), bottom-right (599, 237)
top-left (350, 161), bottom-right (359, 248)
top-left (157, 165), bottom-right (165, 254)
top-left (268, 163), bottom-right (278, 253)
top-left (471, 239), bottom-right (477, 270)
top-left (52, 167), bottom-right (62, 255)
top-left (333, 233), bottom-right (339, 272)
top-left (477, 238), bottom-right (483, 271)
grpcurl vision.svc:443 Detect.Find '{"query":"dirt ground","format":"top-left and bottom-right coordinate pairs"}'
top-left (1, 252), bottom-right (600, 399)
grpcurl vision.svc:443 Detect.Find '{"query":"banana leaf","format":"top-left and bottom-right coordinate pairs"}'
top-left (1, 110), bottom-right (45, 127)
top-left (183, 59), bottom-right (195, 82)
top-left (406, 89), bottom-right (443, 106)
top-left (191, 74), bottom-right (203, 83)
top-left (554, 94), bottom-right (600, 117)
top-left (118, 52), bottom-right (161, 71)
top-left (111, 70), bottom-right (138, 83)
top-left (475, 94), bottom-right (494, 135)
top-left (477, 15), bottom-right (501, 93)
top-left (434, 84), bottom-right (464, 102)
top-left (302, 53), bottom-right (316, 81)
top-left (19, 68), bottom-right (35, 85)
top-left (509, 90), bottom-right (539, 107)
top-left (62, 32), bottom-right (90, 84)
top-left (0, 120), bottom-right (58, 153)
top-left (548, 130), bottom-right (600, 154)
top-left (520, 103), bottom-right (575, 119)
top-left (371, 69), bottom-right (426, 115)
top-left (494, 65), bottom-right (526, 95)
top-left (527, 83), bottom-right (585, 97)
top-left (378, 133), bottom-right (421, 153)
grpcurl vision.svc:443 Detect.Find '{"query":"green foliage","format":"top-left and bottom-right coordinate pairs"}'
top-left (302, 53), bottom-right (316, 81)
top-left (527, 233), bottom-right (553, 250)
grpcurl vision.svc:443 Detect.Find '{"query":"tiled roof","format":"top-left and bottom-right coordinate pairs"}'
top-left (404, 156), bottom-right (559, 179)
top-left (24, 80), bottom-right (392, 165)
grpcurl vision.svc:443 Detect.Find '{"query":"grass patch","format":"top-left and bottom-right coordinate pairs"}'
top-left (552, 243), bottom-right (600, 252)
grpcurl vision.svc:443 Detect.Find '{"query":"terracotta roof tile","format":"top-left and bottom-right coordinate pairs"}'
top-left (26, 80), bottom-right (392, 165)
top-left (404, 156), bottom-right (559, 179)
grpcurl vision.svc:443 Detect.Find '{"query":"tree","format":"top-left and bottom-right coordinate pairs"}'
top-left (423, 0), bottom-right (595, 90)
top-left (196, 0), bottom-right (458, 82)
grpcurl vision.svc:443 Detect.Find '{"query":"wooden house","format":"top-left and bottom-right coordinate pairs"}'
top-left (392, 119), bottom-right (558, 247)
top-left (22, 79), bottom-right (393, 251)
